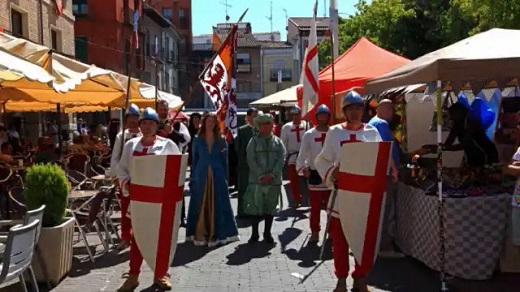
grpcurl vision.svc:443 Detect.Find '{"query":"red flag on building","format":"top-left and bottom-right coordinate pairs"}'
top-left (54, 0), bottom-right (63, 15)
top-left (199, 25), bottom-right (239, 136)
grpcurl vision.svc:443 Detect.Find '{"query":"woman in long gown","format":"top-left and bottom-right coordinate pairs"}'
top-left (186, 113), bottom-right (239, 246)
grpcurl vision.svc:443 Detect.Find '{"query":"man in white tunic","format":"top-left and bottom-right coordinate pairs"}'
top-left (315, 91), bottom-right (396, 292)
top-left (296, 104), bottom-right (332, 243)
top-left (109, 104), bottom-right (142, 250)
top-left (116, 107), bottom-right (180, 292)
top-left (280, 105), bottom-right (309, 206)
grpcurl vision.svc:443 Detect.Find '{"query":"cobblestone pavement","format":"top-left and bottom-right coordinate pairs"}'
top-left (0, 181), bottom-right (518, 292)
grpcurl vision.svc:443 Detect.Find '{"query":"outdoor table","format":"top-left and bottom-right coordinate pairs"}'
top-left (395, 183), bottom-right (511, 280)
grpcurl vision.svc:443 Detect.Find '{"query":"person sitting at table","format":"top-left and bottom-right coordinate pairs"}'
top-left (34, 137), bottom-right (58, 164)
top-left (443, 103), bottom-right (499, 167)
top-left (0, 125), bottom-right (12, 163)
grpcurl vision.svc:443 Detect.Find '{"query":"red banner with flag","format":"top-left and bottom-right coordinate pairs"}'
top-left (199, 25), bottom-right (239, 136)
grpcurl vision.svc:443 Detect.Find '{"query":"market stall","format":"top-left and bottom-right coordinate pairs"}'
top-left (365, 28), bottom-right (520, 282)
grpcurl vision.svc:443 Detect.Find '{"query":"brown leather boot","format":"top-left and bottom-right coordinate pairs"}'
top-left (116, 274), bottom-right (139, 292)
top-left (153, 276), bottom-right (172, 291)
top-left (333, 277), bottom-right (347, 292)
top-left (353, 277), bottom-right (370, 292)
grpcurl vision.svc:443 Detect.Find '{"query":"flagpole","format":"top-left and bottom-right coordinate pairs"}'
top-left (330, 31), bottom-right (337, 124)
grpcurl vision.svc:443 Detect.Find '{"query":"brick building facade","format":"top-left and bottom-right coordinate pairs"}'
top-left (0, 0), bottom-right (75, 55)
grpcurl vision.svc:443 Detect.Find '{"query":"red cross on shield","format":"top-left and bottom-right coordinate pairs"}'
top-left (129, 154), bottom-right (188, 279)
top-left (337, 141), bottom-right (391, 274)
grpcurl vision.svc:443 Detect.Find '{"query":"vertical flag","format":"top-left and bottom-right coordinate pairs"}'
top-left (199, 25), bottom-right (239, 136)
top-left (54, 0), bottom-right (63, 15)
top-left (329, 0), bottom-right (339, 59)
top-left (131, 0), bottom-right (141, 49)
top-left (301, 0), bottom-right (320, 116)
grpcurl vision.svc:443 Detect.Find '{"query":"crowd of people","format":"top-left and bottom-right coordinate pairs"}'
top-left (101, 91), bottom-right (406, 292)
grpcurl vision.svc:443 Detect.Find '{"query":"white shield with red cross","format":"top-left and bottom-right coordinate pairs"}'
top-left (129, 154), bottom-right (188, 279)
top-left (337, 141), bottom-right (391, 273)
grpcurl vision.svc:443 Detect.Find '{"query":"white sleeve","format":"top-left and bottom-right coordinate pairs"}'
top-left (109, 133), bottom-right (123, 176)
top-left (164, 140), bottom-right (181, 155)
top-left (315, 130), bottom-right (337, 189)
top-left (296, 132), bottom-right (311, 175)
top-left (178, 123), bottom-right (191, 149)
top-left (116, 140), bottom-right (132, 181)
top-left (514, 147), bottom-right (520, 161)
top-left (280, 124), bottom-right (289, 150)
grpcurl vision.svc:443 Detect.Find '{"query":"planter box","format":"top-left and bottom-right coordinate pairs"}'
top-left (32, 217), bottom-right (75, 286)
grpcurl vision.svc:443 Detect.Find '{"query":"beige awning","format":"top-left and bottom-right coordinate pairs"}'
top-left (365, 28), bottom-right (520, 94)
top-left (0, 33), bottom-right (125, 105)
top-left (250, 86), bottom-right (298, 107)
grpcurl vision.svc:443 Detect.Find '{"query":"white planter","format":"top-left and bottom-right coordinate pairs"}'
top-left (32, 217), bottom-right (75, 286)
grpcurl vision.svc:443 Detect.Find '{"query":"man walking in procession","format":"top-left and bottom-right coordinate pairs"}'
top-left (368, 99), bottom-right (403, 258)
top-left (235, 107), bottom-right (258, 217)
top-left (315, 91), bottom-right (384, 292)
top-left (116, 108), bottom-right (181, 291)
top-left (296, 104), bottom-right (332, 243)
top-left (281, 105), bottom-right (308, 207)
top-left (109, 104), bottom-right (141, 251)
top-left (243, 113), bottom-right (286, 244)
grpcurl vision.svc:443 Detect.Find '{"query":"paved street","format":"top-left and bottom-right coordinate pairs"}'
top-left (0, 181), bottom-right (518, 292)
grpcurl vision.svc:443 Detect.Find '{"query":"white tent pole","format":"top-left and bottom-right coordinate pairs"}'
top-left (436, 80), bottom-right (448, 291)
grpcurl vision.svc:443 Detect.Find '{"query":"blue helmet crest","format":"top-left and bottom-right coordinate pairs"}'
top-left (315, 104), bottom-right (331, 116)
top-left (341, 90), bottom-right (363, 108)
top-left (289, 105), bottom-right (301, 115)
top-left (126, 103), bottom-right (140, 116)
top-left (139, 107), bottom-right (159, 123)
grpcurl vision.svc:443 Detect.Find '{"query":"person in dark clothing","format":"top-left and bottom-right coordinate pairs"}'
top-left (167, 121), bottom-right (187, 147)
top-left (444, 103), bottom-right (499, 167)
top-left (187, 113), bottom-right (202, 165)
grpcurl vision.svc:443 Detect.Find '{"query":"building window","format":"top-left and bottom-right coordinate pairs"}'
top-left (237, 81), bottom-right (252, 92)
top-left (165, 72), bottom-right (170, 92)
top-left (73, 0), bottom-right (88, 16)
top-left (237, 53), bottom-right (251, 73)
top-left (162, 8), bottom-right (173, 20)
top-left (51, 29), bottom-right (62, 51)
top-left (270, 68), bottom-right (292, 82)
top-left (10, 9), bottom-right (25, 38)
top-left (74, 36), bottom-right (88, 63)
top-left (179, 8), bottom-right (188, 29)
top-left (145, 33), bottom-right (150, 57)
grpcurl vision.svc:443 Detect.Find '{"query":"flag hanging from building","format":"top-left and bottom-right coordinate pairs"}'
top-left (301, 0), bottom-right (320, 116)
top-left (199, 25), bottom-right (239, 136)
top-left (54, 0), bottom-right (63, 15)
top-left (131, 0), bottom-right (141, 49)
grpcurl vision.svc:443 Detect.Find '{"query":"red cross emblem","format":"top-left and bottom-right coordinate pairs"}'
top-left (336, 141), bottom-right (391, 275)
top-left (129, 155), bottom-right (187, 279)
top-left (340, 134), bottom-right (362, 146)
top-left (291, 125), bottom-right (304, 143)
top-left (314, 132), bottom-right (327, 146)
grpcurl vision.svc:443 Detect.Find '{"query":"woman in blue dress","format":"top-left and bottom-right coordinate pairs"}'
top-left (186, 112), bottom-right (239, 246)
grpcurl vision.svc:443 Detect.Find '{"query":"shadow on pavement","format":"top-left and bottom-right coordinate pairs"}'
top-left (275, 207), bottom-right (308, 223)
top-left (171, 242), bottom-right (211, 267)
top-left (69, 250), bottom-right (130, 278)
top-left (226, 242), bottom-right (275, 265)
top-left (278, 226), bottom-right (303, 253)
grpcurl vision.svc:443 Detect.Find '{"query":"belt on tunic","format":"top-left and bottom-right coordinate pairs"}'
top-left (285, 152), bottom-right (299, 167)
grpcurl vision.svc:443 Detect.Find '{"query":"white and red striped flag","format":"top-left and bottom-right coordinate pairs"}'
top-left (301, 0), bottom-right (320, 116)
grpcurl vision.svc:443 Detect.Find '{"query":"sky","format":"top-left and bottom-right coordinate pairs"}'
top-left (192, 0), bottom-right (365, 40)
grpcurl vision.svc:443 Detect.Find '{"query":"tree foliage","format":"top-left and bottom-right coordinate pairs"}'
top-left (318, 0), bottom-right (520, 68)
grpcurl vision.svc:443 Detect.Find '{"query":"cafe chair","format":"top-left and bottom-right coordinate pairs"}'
top-left (0, 205), bottom-right (50, 289)
top-left (0, 220), bottom-right (40, 292)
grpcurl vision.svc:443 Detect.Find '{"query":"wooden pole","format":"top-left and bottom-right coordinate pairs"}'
top-left (329, 33), bottom-right (337, 124)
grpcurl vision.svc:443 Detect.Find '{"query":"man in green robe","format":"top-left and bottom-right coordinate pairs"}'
top-left (243, 113), bottom-right (286, 244)
top-left (234, 107), bottom-right (258, 217)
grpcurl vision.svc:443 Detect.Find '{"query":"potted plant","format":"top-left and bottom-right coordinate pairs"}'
top-left (24, 163), bottom-right (74, 286)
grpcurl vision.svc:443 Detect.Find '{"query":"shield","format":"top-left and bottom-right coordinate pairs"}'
top-left (337, 141), bottom-right (391, 273)
top-left (129, 154), bottom-right (188, 279)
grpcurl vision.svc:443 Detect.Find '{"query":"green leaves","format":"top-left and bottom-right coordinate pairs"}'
top-left (24, 164), bottom-right (69, 227)
top-left (318, 0), bottom-right (520, 67)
